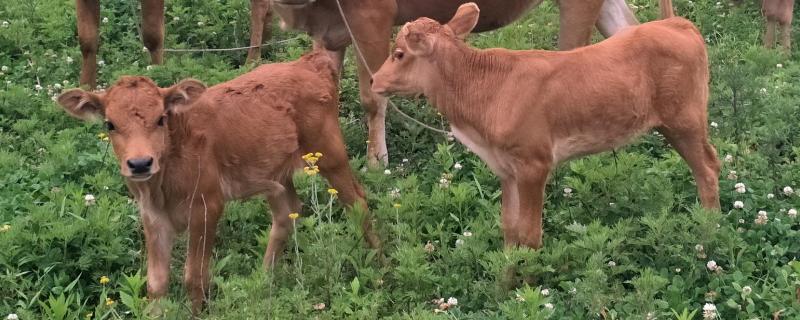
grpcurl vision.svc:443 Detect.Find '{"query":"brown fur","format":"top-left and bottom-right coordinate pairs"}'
top-left (372, 3), bottom-right (720, 250)
top-left (75, 0), bottom-right (273, 89)
top-left (271, 0), bottom-right (672, 168)
top-left (57, 51), bottom-right (380, 314)
top-left (762, 0), bottom-right (794, 52)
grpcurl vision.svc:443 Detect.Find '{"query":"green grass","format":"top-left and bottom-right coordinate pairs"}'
top-left (1, 0), bottom-right (800, 319)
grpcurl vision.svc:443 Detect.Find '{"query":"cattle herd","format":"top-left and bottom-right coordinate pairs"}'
top-left (58, 0), bottom-right (795, 314)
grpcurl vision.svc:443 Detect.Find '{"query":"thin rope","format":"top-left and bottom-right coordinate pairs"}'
top-left (332, 0), bottom-right (451, 135)
top-left (163, 36), bottom-right (303, 53)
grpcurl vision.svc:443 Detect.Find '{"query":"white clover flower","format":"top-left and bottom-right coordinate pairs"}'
top-left (402, 158), bottom-right (409, 163)
top-left (675, 268), bottom-right (681, 273)
top-left (569, 287), bottom-right (577, 294)
top-left (7, 314), bottom-right (18, 320)
top-left (742, 286), bottom-right (752, 295)
top-left (84, 194), bottom-right (96, 206)
top-left (541, 288), bottom-right (550, 296)
top-left (447, 297), bottom-right (458, 306)
top-left (777, 63), bottom-right (783, 68)
top-left (34, 84), bottom-right (43, 91)
top-left (738, 218), bottom-right (745, 224)
top-left (760, 88), bottom-right (767, 94)
top-left (383, 169), bottom-right (391, 175)
top-left (695, 244), bottom-right (704, 252)
top-left (146, 65), bottom-right (153, 71)
top-left (424, 241), bottom-right (435, 253)
top-left (702, 303), bottom-right (717, 320)
top-left (197, 21), bottom-right (205, 26)
top-left (1, 21), bottom-right (9, 28)
top-left (173, 16), bottom-right (180, 21)
top-left (1, 66), bottom-right (7, 72)
top-left (734, 182), bottom-right (746, 193)
top-left (783, 186), bottom-right (794, 196)
top-left (102, 17), bottom-right (109, 23)
top-left (706, 260), bottom-right (717, 271)
top-left (544, 303), bottom-right (554, 310)
top-left (453, 162), bottom-right (462, 170)
top-left (767, 193), bottom-right (775, 199)
top-left (733, 200), bottom-right (744, 209)
top-left (710, 121), bottom-right (718, 128)
top-left (54, 83), bottom-right (62, 90)
top-left (313, 302), bottom-right (326, 310)
top-left (788, 208), bottom-right (797, 218)
top-left (724, 154), bottom-right (733, 163)
top-left (563, 187), bottom-right (573, 197)
top-left (607, 261), bottom-right (616, 267)
top-left (727, 170), bottom-right (737, 180)
top-left (463, 231), bottom-right (472, 237)
top-left (389, 187), bottom-right (401, 199)
top-left (455, 239), bottom-right (464, 246)
top-left (755, 210), bottom-right (768, 225)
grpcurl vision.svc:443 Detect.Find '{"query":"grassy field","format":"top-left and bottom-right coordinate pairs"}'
top-left (2, 0), bottom-right (800, 319)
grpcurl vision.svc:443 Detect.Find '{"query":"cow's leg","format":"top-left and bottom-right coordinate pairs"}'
top-left (500, 179), bottom-right (521, 247)
top-left (765, 19), bottom-right (777, 48)
top-left (76, 0), bottom-right (100, 88)
top-left (141, 210), bottom-right (176, 304)
top-left (246, 0), bottom-right (272, 63)
top-left (556, 0), bottom-right (604, 49)
top-left (514, 162), bottom-right (551, 249)
top-left (184, 193), bottom-right (223, 314)
top-left (140, 0), bottom-right (164, 65)
top-left (344, 3), bottom-right (396, 168)
top-left (658, 126), bottom-right (721, 210)
top-left (263, 178), bottom-right (299, 269)
top-left (595, 0), bottom-right (639, 37)
top-left (780, 21), bottom-right (792, 53)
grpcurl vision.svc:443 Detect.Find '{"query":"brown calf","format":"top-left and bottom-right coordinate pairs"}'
top-left (762, 0), bottom-right (794, 52)
top-left (371, 3), bottom-right (720, 250)
top-left (76, 0), bottom-right (273, 89)
top-left (271, 0), bottom-right (672, 168)
top-left (57, 51), bottom-right (380, 313)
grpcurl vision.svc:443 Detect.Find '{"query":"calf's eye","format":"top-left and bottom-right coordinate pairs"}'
top-left (393, 50), bottom-right (404, 61)
top-left (104, 121), bottom-right (115, 131)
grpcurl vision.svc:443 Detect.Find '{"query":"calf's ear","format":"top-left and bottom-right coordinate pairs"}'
top-left (446, 2), bottom-right (480, 40)
top-left (162, 79), bottom-right (206, 113)
top-left (56, 89), bottom-right (105, 121)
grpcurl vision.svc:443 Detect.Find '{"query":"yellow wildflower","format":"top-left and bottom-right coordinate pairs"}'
top-left (99, 275), bottom-right (110, 285)
top-left (288, 212), bottom-right (300, 220)
top-left (97, 132), bottom-right (109, 141)
top-left (327, 188), bottom-right (338, 195)
top-left (0, 224), bottom-right (10, 232)
top-left (105, 297), bottom-right (115, 306)
top-left (303, 166), bottom-right (319, 176)
top-left (314, 152), bottom-right (322, 158)
top-left (85, 312), bottom-right (93, 319)
top-left (393, 203), bottom-right (402, 209)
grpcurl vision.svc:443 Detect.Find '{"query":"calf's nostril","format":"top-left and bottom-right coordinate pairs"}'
top-left (369, 78), bottom-right (374, 85)
top-left (127, 157), bottom-right (154, 174)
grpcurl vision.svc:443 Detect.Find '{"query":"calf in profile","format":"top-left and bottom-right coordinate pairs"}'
top-left (56, 51), bottom-right (380, 313)
top-left (371, 3), bottom-right (720, 250)
top-left (762, 0), bottom-right (794, 52)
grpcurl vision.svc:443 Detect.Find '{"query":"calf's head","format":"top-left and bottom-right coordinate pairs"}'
top-left (56, 77), bottom-right (206, 181)
top-left (371, 2), bottom-right (480, 96)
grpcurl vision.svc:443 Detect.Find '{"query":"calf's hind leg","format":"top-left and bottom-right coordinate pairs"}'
top-left (658, 125), bottom-right (721, 210)
top-left (556, 0), bottom-right (604, 49)
top-left (140, 0), bottom-right (165, 65)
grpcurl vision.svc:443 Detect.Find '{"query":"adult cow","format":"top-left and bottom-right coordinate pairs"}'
top-left (271, 0), bottom-right (671, 167)
top-left (75, 0), bottom-right (273, 89)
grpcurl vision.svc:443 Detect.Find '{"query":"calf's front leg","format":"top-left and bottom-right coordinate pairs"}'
top-left (184, 194), bottom-right (223, 315)
top-left (513, 162), bottom-right (551, 249)
top-left (263, 178), bottom-right (299, 269)
top-left (141, 210), bottom-right (176, 302)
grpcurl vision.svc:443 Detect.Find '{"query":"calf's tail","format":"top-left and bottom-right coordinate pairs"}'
top-left (660, 0), bottom-right (675, 19)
